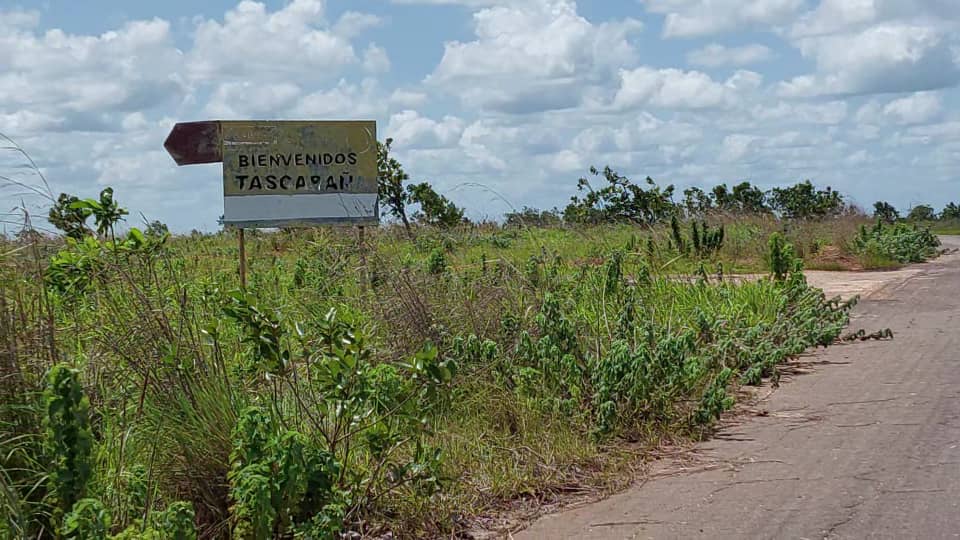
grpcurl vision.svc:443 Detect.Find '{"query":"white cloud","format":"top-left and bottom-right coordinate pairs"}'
top-left (333, 11), bottom-right (384, 38)
top-left (204, 82), bottom-right (302, 118)
top-left (385, 110), bottom-right (464, 148)
top-left (857, 91), bottom-right (943, 125)
top-left (719, 134), bottom-right (757, 163)
top-left (792, 0), bottom-right (960, 38)
top-left (362, 44), bottom-right (391, 73)
top-left (613, 67), bottom-right (737, 110)
top-left (752, 101), bottom-right (848, 125)
top-left (5, 0), bottom-right (960, 231)
top-left (687, 43), bottom-right (775, 67)
top-left (291, 78), bottom-right (387, 119)
top-left (187, 0), bottom-right (358, 81)
top-left (426, 0), bottom-right (642, 112)
top-left (642, 0), bottom-right (804, 37)
top-left (882, 91), bottom-right (942, 124)
top-left (780, 23), bottom-right (960, 97)
top-left (782, 1), bottom-right (960, 98)
top-left (0, 15), bottom-right (183, 131)
top-left (389, 90), bottom-right (429, 108)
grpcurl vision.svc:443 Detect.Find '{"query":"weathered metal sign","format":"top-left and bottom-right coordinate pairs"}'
top-left (164, 120), bottom-right (379, 228)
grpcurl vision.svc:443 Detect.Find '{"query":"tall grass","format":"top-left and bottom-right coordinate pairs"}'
top-left (0, 216), bottom-right (906, 537)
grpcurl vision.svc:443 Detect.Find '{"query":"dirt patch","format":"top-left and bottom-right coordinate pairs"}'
top-left (809, 245), bottom-right (863, 271)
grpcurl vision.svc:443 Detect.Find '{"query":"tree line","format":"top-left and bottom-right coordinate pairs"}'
top-left (42, 143), bottom-right (958, 237)
top-left (872, 201), bottom-right (960, 223)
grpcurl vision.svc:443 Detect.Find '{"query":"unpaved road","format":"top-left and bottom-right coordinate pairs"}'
top-left (518, 237), bottom-right (960, 539)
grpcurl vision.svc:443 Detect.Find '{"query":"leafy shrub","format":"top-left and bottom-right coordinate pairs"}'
top-left (565, 166), bottom-right (677, 225)
top-left (873, 201), bottom-right (900, 223)
top-left (853, 221), bottom-right (940, 264)
top-left (767, 233), bottom-right (794, 280)
top-left (906, 205), bottom-right (936, 222)
top-left (408, 182), bottom-right (466, 228)
top-left (427, 248), bottom-right (447, 275)
top-left (693, 368), bottom-right (735, 425)
top-left (62, 498), bottom-right (110, 539)
top-left (44, 365), bottom-right (94, 520)
top-left (216, 304), bottom-right (455, 536)
top-left (769, 180), bottom-right (847, 219)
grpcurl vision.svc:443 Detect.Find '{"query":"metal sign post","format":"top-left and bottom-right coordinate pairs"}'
top-left (164, 120), bottom-right (379, 287)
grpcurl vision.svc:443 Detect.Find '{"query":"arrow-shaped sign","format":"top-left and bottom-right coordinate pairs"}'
top-left (163, 121), bottom-right (222, 166)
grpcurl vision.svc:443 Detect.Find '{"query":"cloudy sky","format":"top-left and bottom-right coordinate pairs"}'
top-left (1, 0), bottom-right (959, 232)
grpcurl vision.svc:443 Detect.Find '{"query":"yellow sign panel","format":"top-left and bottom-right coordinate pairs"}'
top-left (221, 121), bottom-right (377, 197)
top-left (219, 121), bottom-right (378, 227)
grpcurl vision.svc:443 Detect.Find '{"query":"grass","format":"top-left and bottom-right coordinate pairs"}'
top-left (922, 219), bottom-right (960, 236)
top-left (0, 215), bottom-right (936, 538)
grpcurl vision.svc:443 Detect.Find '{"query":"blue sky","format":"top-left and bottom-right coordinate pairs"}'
top-left (1, 0), bottom-right (959, 232)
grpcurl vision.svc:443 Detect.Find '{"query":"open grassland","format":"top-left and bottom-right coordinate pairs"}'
top-left (0, 216), bottom-right (942, 538)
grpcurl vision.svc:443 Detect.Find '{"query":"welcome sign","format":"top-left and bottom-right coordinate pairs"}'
top-left (165, 120), bottom-right (379, 228)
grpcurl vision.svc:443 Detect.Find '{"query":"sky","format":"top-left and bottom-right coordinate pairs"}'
top-left (1, 0), bottom-right (959, 232)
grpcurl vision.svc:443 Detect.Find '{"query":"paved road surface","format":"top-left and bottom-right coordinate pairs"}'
top-left (518, 237), bottom-right (960, 540)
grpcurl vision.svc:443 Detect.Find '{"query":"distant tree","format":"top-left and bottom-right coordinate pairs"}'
top-left (377, 138), bottom-right (412, 234)
top-left (731, 181), bottom-right (769, 214)
top-left (504, 206), bottom-right (562, 228)
top-left (682, 187), bottom-right (713, 217)
top-left (907, 204), bottom-right (937, 222)
top-left (48, 193), bottom-right (92, 239)
top-left (565, 166), bottom-right (677, 225)
top-left (407, 182), bottom-right (466, 228)
top-left (145, 220), bottom-right (170, 238)
top-left (711, 184), bottom-right (733, 210)
top-left (68, 187), bottom-right (128, 240)
top-left (940, 202), bottom-right (960, 220)
top-left (873, 201), bottom-right (900, 224)
top-left (768, 180), bottom-right (846, 220)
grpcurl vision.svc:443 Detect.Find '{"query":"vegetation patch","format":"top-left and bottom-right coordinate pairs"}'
top-left (853, 220), bottom-right (941, 267)
top-left (0, 144), bottom-right (947, 537)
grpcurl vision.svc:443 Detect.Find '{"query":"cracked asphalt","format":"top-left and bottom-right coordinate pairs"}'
top-left (517, 237), bottom-right (960, 539)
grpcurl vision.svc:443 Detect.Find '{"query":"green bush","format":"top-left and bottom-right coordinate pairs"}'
top-left (44, 365), bottom-right (94, 520)
top-left (767, 232), bottom-right (794, 280)
top-left (853, 221), bottom-right (940, 264)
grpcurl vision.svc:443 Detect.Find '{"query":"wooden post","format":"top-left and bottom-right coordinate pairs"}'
top-left (358, 225), bottom-right (368, 288)
top-left (238, 228), bottom-right (247, 289)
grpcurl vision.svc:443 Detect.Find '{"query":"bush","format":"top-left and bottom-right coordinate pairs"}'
top-left (853, 221), bottom-right (940, 264)
top-left (44, 365), bottom-right (94, 520)
top-left (767, 233), bottom-right (794, 280)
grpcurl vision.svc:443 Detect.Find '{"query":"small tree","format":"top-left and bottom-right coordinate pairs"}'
top-left (504, 206), bottom-right (562, 228)
top-left (69, 187), bottom-right (128, 241)
top-left (907, 204), bottom-right (936, 222)
top-left (145, 220), bottom-right (170, 238)
top-left (711, 184), bottom-right (733, 210)
top-left (565, 166), bottom-right (677, 225)
top-left (377, 138), bottom-right (412, 234)
top-left (940, 202), bottom-right (960, 220)
top-left (767, 233), bottom-right (794, 281)
top-left (48, 193), bottom-right (92, 239)
top-left (873, 201), bottom-right (900, 224)
top-left (682, 187), bottom-right (713, 217)
top-left (43, 365), bottom-right (94, 521)
top-left (407, 182), bottom-right (466, 228)
top-left (730, 181), bottom-right (769, 214)
top-left (768, 180), bottom-right (846, 220)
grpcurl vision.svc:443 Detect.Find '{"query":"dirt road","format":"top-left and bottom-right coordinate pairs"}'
top-left (518, 237), bottom-right (960, 539)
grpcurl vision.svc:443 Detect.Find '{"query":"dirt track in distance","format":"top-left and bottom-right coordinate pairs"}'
top-left (516, 237), bottom-right (960, 539)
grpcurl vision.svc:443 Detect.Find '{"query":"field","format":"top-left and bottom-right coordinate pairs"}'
top-left (0, 212), bottom-right (942, 538)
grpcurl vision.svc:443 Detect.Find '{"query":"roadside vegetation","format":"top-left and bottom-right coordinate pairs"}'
top-left (0, 136), bottom-right (945, 538)
top-left (873, 200), bottom-right (960, 236)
